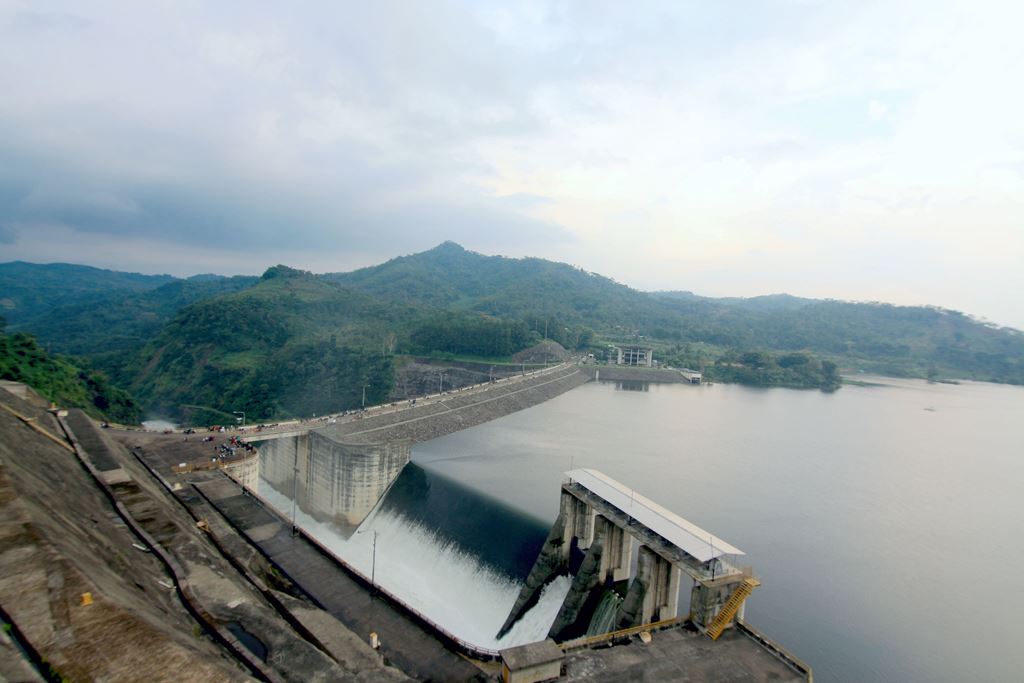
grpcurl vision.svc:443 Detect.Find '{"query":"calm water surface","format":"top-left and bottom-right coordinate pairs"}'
top-left (413, 377), bottom-right (1024, 682)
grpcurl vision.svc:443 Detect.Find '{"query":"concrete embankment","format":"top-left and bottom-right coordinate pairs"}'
top-left (324, 364), bottom-right (588, 445)
top-left (0, 381), bottom-right (413, 682)
top-left (0, 390), bottom-right (250, 682)
top-left (584, 366), bottom-right (696, 383)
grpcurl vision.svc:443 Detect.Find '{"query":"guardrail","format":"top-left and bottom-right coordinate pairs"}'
top-left (141, 362), bottom-right (576, 439)
top-left (560, 616), bottom-right (686, 651)
top-left (736, 621), bottom-right (813, 681)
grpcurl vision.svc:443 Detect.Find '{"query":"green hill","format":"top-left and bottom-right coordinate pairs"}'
top-left (2, 242), bottom-right (1023, 423)
top-left (328, 243), bottom-right (1024, 384)
top-left (327, 241), bottom-right (678, 348)
top-left (0, 330), bottom-right (141, 423)
top-left (0, 261), bottom-right (175, 326)
top-left (121, 266), bottom-right (409, 423)
top-left (652, 291), bottom-right (1024, 382)
top-left (12, 274), bottom-right (260, 358)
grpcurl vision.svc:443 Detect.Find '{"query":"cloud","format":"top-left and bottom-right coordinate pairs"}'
top-left (4, 8), bottom-right (89, 32)
top-left (0, 1), bottom-right (1022, 329)
top-left (0, 222), bottom-right (17, 244)
top-left (0, 2), bottom-right (575, 256)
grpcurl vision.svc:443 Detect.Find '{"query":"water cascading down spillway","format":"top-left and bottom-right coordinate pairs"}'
top-left (255, 455), bottom-right (572, 649)
top-left (586, 591), bottom-right (624, 637)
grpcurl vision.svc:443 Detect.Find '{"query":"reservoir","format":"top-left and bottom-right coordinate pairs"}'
top-left (261, 376), bottom-right (1024, 681)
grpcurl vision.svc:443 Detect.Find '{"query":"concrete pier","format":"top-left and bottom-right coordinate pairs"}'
top-left (636, 545), bottom-right (682, 623)
top-left (503, 469), bottom-right (754, 641)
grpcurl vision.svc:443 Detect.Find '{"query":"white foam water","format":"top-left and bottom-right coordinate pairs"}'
top-left (257, 478), bottom-right (569, 650)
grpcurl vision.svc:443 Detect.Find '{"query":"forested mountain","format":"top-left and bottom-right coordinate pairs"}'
top-left (119, 266), bottom-right (408, 424)
top-left (0, 261), bottom-right (175, 325)
top-left (328, 241), bottom-right (677, 348)
top-left (11, 274), bottom-right (259, 358)
top-left (327, 241), bottom-right (660, 327)
top-left (652, 292), bottom-right (1024, 381)
top-left (329, 243), bottom-right (1024, 384)
top-left (3, 242), bottom-right (1022, 424)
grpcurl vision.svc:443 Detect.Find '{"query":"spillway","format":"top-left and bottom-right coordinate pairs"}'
top-left (256, 462), bottom-right (571, 650)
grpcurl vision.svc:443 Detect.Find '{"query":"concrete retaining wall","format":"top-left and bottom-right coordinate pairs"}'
top-left (586, 366), bottom-right (695, 384)
top-left (303, 434), bottom-right (410, 526)
top-left (222, 453), bottom-right (260, 490)
top-left (258, 433), bottom-right (410, 527)
top-left (260, 435), bottom-right (303, 492)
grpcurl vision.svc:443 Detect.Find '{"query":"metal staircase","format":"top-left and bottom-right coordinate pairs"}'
top-left (705, 577), bottom-right (761, 640)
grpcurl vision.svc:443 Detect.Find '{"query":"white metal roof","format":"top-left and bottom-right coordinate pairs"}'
top-left (565, 468), bottom-right (744, 562)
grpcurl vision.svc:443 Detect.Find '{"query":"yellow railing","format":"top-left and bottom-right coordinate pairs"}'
top-left (560, 615), bottom-right (687, 652)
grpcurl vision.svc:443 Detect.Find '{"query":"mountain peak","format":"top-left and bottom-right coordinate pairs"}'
top-left (261, 264), bottom-right (311, 280)
top-left (430, 241), bottom-right (466, 253)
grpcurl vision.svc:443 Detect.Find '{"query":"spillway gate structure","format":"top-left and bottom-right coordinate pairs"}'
top-left (499, 468), bottom-right (758, 642)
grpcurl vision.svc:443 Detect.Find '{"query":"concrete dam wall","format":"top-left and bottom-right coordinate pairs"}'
top-left (256, 364), bottom-right (587, 529)
top-left (259, 433), bottom-right (411, 527)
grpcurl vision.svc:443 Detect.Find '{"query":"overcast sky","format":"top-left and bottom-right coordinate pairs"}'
top-left (1, 1), bottom-right (1022, 328)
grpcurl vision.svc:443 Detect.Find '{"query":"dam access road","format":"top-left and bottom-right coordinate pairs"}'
top-left (207, 361), bottom-right (587, 446)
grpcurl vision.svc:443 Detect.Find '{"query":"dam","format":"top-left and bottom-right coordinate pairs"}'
top-left (12, 364), bottom-right (1023, 680)
top-left (0, 368), bottom-right (811, 681)
top-left (210, 362), bottom-right (811, 680)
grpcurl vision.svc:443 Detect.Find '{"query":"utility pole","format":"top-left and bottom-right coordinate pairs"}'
top-left (357, 528), bottom-right (378, 595)
top-left (371, 530), bottom-right (377, 591)
top-left (291, 452), bottom-right (299, 536)
top-left (710, 536), bottom-right (716, 580)
top-left (439, 372), bottom-right (445, 394)
top-left (362, 385), bottom-right (367, 409)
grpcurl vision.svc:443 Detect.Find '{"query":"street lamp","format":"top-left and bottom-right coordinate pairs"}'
top-left (357, 528), bottom-right (378, 594)
top-left (233, 411), bottom-right (245, 427)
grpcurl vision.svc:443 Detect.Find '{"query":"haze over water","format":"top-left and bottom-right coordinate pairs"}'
top-left (414, 378), bottom-right (1024, 682)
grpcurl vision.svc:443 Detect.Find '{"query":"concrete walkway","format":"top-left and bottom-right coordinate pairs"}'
top-left (341, 366), bottom-right (582, 439)
top-left (194, 476), bottom-right (487, 683)
top-left (563, 625), bottom-right (808, 682)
